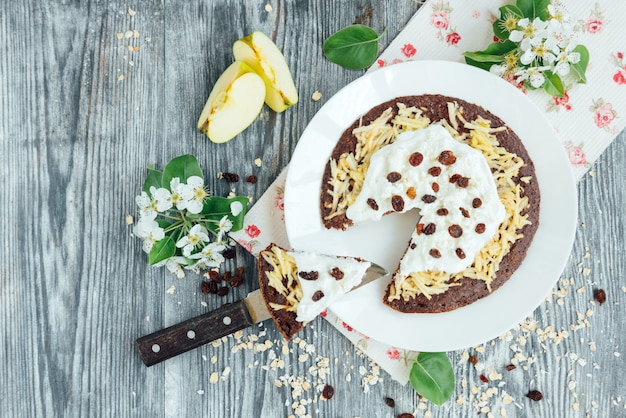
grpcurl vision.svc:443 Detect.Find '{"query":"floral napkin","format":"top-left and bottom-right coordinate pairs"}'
top-left (231, 0), bottom-right (626, 384)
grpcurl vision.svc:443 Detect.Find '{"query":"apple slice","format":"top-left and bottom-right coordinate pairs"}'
top-left (233, 31), bottom-right (298, 113)
top-left (197, 61), bottom-right (266, 144)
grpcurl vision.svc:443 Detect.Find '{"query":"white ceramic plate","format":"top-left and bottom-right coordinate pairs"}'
top-left (284, 60), bottom-right (577, 352)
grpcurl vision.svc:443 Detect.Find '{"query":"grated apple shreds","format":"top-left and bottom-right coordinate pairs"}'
top-left (324, 104), bottom-right (431, 220)
top-left (261, 246), bottom-right (302, 312)
top-left (324, 101), bottom-right (532, 302)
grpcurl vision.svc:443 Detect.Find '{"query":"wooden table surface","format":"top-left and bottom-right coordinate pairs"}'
top-left (2, 1), bottom-right (625, 417)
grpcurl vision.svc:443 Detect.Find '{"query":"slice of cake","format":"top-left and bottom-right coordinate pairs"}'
top-left (258, 243), bottom-right (371, 340)
top-left (319, 94), bottom-right (540, 313)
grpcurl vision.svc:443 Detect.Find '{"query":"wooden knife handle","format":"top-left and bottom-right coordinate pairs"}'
top-left (136, 300), bottom-right (254, 367)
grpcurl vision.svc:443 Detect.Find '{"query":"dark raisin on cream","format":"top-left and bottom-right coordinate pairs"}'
top-left (299, 271), bottom-right (319, 281)
top-left (428, 166), bottom-right (442, 177)
top-left (367, 198), bottom-right (379, 211)
top-left (429, 249), bottom-right (442, 258)
top-left (457, 177), bottom-right (470, 188)
top-left (472, 198), bottom-right (483, 208)
top-left (391, 195), bottom-right (405, 211)
top-left (409, 152), bottom-right (424, 167)
top-left (423, 223), bottom-right (436, 235)
top-left (449, 173), bottom-right (462, 184)
top-left (438, 150), bottom-right (457, 165)
top-left (386, 172), bottom-right (401, 183)
top-left (456, 248), bottom-right (466, 259)
top-left (312, 290), bottom-right (324, 301)
top-left (448, 224), bottom-right (463, 238)
top-left (460, 207), bottom-right (470, 218)
top-left (436, 208), bottom-right (449, 216)
top-left (431, 182), bottom-right (440, 193)
top-left (330, 267), bottom-right (344, 280)
top-left (475, 223), bottom-right (486, 234)
top-left (421, 194), bottom-right (436, 203)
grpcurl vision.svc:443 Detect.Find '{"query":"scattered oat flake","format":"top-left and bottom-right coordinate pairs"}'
top-left (133, 29), bottom-right (140, 38)
top-left (118, 74), bottom-right (125, 81)
top-left (312, 91), bottom-right (322, 101)
top-left (254, 157), bottom-right (262, 167)
top-left (265, 4), bottom-right (273, 12)
top-left (116, 32), bottom-right (123, 39)
top-left (125, 214), bottom-right (134, 224)
top-left (166, 285), bottom-right (175, 294)
top-left (589, 170), bottom-right (596, 177)
top-left (128, 7), bottom-right (136, 16)
top-left (209, 372), bottom-right (219, 384)
top-left (125, 30), bottom-right (134, 39)
top-left (582, 267), bottom-right (591, 276)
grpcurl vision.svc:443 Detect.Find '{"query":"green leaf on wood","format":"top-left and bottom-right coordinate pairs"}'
top-left (162, 154), bottom-right (203, 190)
top-left (142, 165), bottom-right (163, 193)
top-left (323, 24), bottom-right (383, 70)
top-left (148, 236), bottom-right (176, 265)
top-left (202, 196), bottom-right (249, 233)
top-left (409, 352), bottom-right (455, 406)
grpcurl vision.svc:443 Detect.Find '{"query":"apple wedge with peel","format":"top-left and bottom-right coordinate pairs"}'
top-left (233, 32), bottom-right (298, 113)
top-left (197, 61), bottom-right (266, 144)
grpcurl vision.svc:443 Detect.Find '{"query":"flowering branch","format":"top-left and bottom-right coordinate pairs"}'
top-left (133, 155), bottom-right (248, 278)
top-left (463, 0), bottom-right (589, 97)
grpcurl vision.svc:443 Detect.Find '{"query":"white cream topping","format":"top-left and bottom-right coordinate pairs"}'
top-left (288, 251), bottom-right (371, 322)
top-left (346, 124), bottom-right (505, 275)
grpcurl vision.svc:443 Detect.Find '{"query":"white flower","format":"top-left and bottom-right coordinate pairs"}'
top-left (149, 186), bottom-right (173, 212)
top-left (217, 215), bottom-right (233, 242)
top-left (189, 242), bottom-right (226, 268)
top-left (136, 191), bottom-right (157, 220)
top-left (515, 66), bottom-right (549, 89)
top-left (166, 257), bottom-right (188, 279)
top-left (509, 17), bottom-right (548, 51)
top-left (547, 3), bottom-right (569, 24)
top-left (186, 176), bottom-right (208, 214)
top-left (230, 201), bottom-right (243, 217)
top-left (169, 178), bottom-right (193, 211)
top-left (490, 64), bottom-right (507, 76)
top-left (176, 224), bottom-right (210, 257)
top-left (133, 217), bottom-right (165, 253)
top-left (520, 37), bottom-right (558, 66)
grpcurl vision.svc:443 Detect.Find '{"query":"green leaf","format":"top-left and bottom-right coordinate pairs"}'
top-left (543, 71), bottom-right (564, 97)
top-left (463, 52), bottom-right (507, 63)
top-left (516, 0), bottom-right (550, 19)
top-left (409, 352), bottom-right (455, 406)
top-left (323, 24), bottom-right (382, 70)
top-left (162, 155), bottom-right (203, 191)
top-left (463, 40), bottom-right (517, 71)
top-left (142, 165), bottom-right (163, 193)
top-left (570, 45), bottom-right (589, 84)
top-left (201, 196), bottom-right (249, 233)
top-left (148, 236), bottom-right (176, 265)
top-left (493, 5), bottom-right (524, 40)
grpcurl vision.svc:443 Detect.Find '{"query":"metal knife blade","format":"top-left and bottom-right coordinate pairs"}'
top-left (136, 262), bottom-right (387, 366)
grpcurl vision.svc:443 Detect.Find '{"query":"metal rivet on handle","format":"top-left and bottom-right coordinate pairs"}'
top-left (187, 330), bottom-right (196, 339)
top-left (152, 344), bottom-right (160, 353)
top-left (223, 316), bottom-right (232, 325)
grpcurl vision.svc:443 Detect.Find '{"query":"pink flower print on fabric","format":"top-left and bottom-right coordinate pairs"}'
top-left (593, 101), bottom-right (616, 128)
top-left (401, 43), bottom-right (416, 58)
top-left (244, 224), bottom-right (261, 239)
top-left (386, 348), bottom-right (400, 360)
top-left (430, 11), bottom-right (449, 30)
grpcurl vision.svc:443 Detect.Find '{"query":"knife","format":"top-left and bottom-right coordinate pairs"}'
top-left (136, 262), bottom-right (388, 366)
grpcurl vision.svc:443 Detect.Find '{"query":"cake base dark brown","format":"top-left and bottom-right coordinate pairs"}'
top-left (319, 94), bottom-right (540, 313)
top-left (258, 243), bottom-right (304, 340)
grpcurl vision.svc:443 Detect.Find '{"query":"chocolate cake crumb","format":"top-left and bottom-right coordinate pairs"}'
top-left (391, 195), bottom-right (405, 212)
top-left (321, 384), bottom-right (334, 400)
top-left (312, 290), bottom-right (324, 301)
top-left (428, 166), bottom-right (441, 177)
top-left (384, 397), bottom-right (395, 408)
top-left (409, 152), bottom-right (424, 166)
top-left (421, 194), bottom-right (436, 203)
top-left (475, 223), bottom-right (486, 234)
top-left (299, 271), bottom-right (319, 281)
top-left (594, 289), bottom-right (606, 305)
top-left (367, 198), bottom-right (379, 211)
top-left (448, 224), bottom-right (463, 238)
top-left (526, 390), bottom-right (543, 401)
top-left (387, 172), bottom-right (402, 183)
top-left (438, 150), bottom-right (457, 165)
top-left (330, 267), bottom-right (344, 280)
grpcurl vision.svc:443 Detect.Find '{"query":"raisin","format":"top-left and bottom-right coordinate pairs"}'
top-left (431, 182), bottom-right (440, 193)
top-left (208, 270), bottom-right (222, 283)
top-left (437, 208), bottom-right (449, 216)
top-left (505, 364), bottom-right (516, 371)
top-left (312, 290), bottom-right (324, 301)
top-left (595, 289), bottom-right (606, 305)
top-left (223, 271), bottom-right (232, 281)
top-left (410, 242), bottom-right (417, 250)
top-left (229, 275), bottom-right (243, 287)
top-left (397, 413), bottom-right (414, 418)
top-left (217, 286), bottom-right (229, 297)
top-left (456, 248), bottom-right (466, 259)
top-left (406, 186), bottom-right (416, 199)
top-left (299, 271), bottom-right (319, 281)
top-left (460, 207), bottom-right (470, 218)
top-left (448, 224), bottom-right (463, 238)
top-left (469, 355), bottom-right (478, 365)
top-left (208, 281), bottom-right (218, 294)
top-left (246, 175), bottom-right (257, 184)
top-left (526, 390), bottom-right (543, 401)
top-left (472, 198), bottom-right (483, 208)
top-left (222, 172), bottom-right (239, 182)
top-left (475, 223), bottom-right (486, 234)
top-left (416, 223), bottom-right (424, 235)
top-left (438, 150), bottom-right (457, 165)
top-left (421, 194), bottom-right (436, 203)
top-left (387, 171), bottom-right (402, 183)
top-left (235, 266), bottom-right (245, 278)
top-left (428, 166), bottom-right (441, 177)
top-left (391, 195), bottom-right (405, 212)
top-left (423, 223), bottom-right (436, 235)
top-left (200, 281), bottom-right (211, 295)
top-left (458, 177), bottom-right (470, 188)
top-left (367, 198), bottom-right (379, 211)
top-left (449, 173), bottom-right (462, 183)
top-left (384, 397), bottom-right (396, 408)
top-left (429, 249), bottom-right (441, 258)
top-left (222, 248), bottom-right (236, 259)
top-left (330, 267), bottom-right (344, 280)
top-left (409, 152), bottom-right (424, 166)
top-left (321, 384), bottom-right (334, 400)
top-left (479, 374), bottom-right (489, 383)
